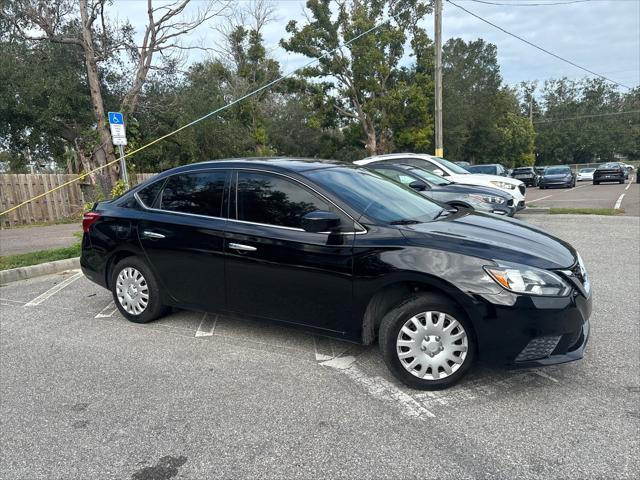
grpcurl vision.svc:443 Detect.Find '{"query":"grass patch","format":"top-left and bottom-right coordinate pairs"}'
top-left (550, 207), bottom-right (625, 216)
top-left (0, 243), bottom-right (81, 271)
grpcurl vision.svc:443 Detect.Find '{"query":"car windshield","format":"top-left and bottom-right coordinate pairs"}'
top-left (405, 166), bottom-right (452, 186)
top-left (580, 168), bottom-right (595, 173)
top-left (513, 167), bottom-right (533, 173)
top-left (466, 165), bottom-right (496, 174)
top-left (307, 167), bottom-right (444, 224)
top-left (436, 157), bottom-right (471, 174)
top-left (546, 167), bottom-right (570, 175)
top-left (598, 163), bottom-right (619, 169)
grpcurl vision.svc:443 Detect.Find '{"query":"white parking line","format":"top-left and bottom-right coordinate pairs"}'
top-left (614, 193), bottom-right (625, 209)
top-left (95, 301), bottom-right (118, 318)
top-left (625, 182), bottom-right (632, 191)
top-left (24, 272), bottom-right (83, 307)
top-left (527, 183), bottom-right (588, 203)
top-left (195, 313), bottom-right (217, 337)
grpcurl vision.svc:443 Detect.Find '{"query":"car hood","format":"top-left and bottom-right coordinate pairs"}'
top-left (399, 210), bottom-right (576, 269)
top-left (455, 173), bottom-right (521, 185)
top-left (434, 183), bottom-right (511, 199)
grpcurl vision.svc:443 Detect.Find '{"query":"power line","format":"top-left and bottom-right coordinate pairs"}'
top-left (533, 110), bottom-right (640, 124)
top-left (464, 0), bottom-right (593, 6)
top-left (446, 0), bottom-right (633, 90)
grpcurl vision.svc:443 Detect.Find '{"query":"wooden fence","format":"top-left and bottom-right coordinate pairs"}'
top-left (0, 173), bottom-right (155, 228)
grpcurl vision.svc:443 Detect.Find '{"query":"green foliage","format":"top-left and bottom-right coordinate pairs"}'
top-left (0, 243), bottom-right (81, 271)
top-left (531, 79), bottom-right (639, 164)
top-left (281, 0), bottom-right (432, 155)
top-left (110, 179), bottom-right (128, 199)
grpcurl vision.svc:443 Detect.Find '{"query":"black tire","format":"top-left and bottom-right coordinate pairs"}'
top-left (593, 181), bottom-right (599, 185)
top-left (379, 293), bottom-right (477, 390)
top-left (110, 256), bottom-right (168, 323)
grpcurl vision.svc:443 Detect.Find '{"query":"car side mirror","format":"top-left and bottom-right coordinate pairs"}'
top-left (432, 169), bottom-right (445, 176)
top-left (408, 180), bottom-right (428, 191)
top-left (301, 210), bottom-right (341, 233)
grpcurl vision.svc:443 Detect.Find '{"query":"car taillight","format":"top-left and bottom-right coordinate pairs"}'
top-left (82, 212), bottom-right (101, 233)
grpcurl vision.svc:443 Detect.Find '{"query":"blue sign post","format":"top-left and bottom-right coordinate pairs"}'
top-left (107, 112), bottom-right (128, 187)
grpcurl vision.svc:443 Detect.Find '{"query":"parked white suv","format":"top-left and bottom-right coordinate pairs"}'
top-left (355, 153), bottom-right (527, 210)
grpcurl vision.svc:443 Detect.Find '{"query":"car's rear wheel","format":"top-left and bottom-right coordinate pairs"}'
top-left (379, 294), bottom-right (476, 390)
top-left (111, 257), bottom-right (168, 323)
top-left (593, 181), bottom-right (599, 185)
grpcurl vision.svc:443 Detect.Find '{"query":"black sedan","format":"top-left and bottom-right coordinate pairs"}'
top-left (539, 166), bottom-right (576, 189)
top-left (81, 159), bottom-right (592, 389)
top-left (367, 163), bottom-right (515, 216)
top-left (593, 162), bottom-right (627, 184)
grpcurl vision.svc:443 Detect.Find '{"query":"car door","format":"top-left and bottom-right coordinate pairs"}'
top-left (137, 169), bottom-right (230, 311)
top-left (224, 169), bottom-right (356, 335)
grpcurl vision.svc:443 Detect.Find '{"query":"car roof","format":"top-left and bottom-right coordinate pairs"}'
top-left (156, 157), bottom-right (348, 177)
top-left (354, 153), bottom-right (437, 166)
top-left (468, 164), bottom-right (501, 167)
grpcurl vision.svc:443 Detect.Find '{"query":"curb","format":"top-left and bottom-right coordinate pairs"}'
top-left (0, 257), bottom-right (80, 284)
top-left (518, 207), bottom-right (550, 215)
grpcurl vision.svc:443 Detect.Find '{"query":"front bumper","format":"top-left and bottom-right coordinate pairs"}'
top-left (540, 179), bottom-right (572, 188)
top-left (472, 286), bottom-right (592, 367)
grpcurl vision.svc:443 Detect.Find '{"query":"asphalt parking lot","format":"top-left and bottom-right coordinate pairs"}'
top-left (526, 179), bottom-right (639, 216)
top-left (1, 214), bottom-right (639, 479)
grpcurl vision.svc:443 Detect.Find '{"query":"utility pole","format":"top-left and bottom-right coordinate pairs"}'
top-left (434, 0), bottom-right (443, 158)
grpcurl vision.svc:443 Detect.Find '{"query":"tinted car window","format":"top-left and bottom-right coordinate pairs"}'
top-left (236, 172), bottom-right (330, 229)
top-left (467, 165), bottom-right (497, 174)
top-left (373, 168), bottom-right (417, 186)
top-left (406, 167), bottom-right (451, 185)
top-left (307, 167), bottom-right (443, 223)
top-left (136, 179), bottom-right (165, 208)
top-left (159, 171), bottom-right (227, 217)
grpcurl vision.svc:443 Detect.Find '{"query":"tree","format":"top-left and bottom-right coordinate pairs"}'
top-left (281, 0), bottom-right (432, 155)
top-left (5, 0), bottom-right (229, 187)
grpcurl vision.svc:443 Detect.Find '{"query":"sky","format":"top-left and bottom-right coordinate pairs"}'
top-left (113, 0), bottom-right (640, 91)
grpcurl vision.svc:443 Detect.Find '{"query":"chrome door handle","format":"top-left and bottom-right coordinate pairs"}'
top-left (142, 231), bottom-right (165, 239)
top-left (229, 242), bottom-right (257, 252)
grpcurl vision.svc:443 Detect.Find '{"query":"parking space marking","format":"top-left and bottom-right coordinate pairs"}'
top-left (340, 364), bottom-right (436, 418)
top-left (614, 193), bottom-right (625, 209)
top-left (24, 272), bottom-right (83, 307)
top-left (533, 369), bottom-right (559, 383)
top-left (625, 182), bottom-right (632, 191)
top-left (195, 313), bottom-right (217, 337)
top-left (95, 301), bottom-right (118, 318)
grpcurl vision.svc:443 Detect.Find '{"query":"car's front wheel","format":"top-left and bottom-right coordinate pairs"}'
top-left (111, 257), bottom-right (168, 323)
top-left (379, 294), bottom-right (476, 390)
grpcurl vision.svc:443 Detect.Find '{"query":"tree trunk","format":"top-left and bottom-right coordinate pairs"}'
top-left (364, 118), bottom-right (377, 156)
top-left (79, 0), bottom-right (118, 189)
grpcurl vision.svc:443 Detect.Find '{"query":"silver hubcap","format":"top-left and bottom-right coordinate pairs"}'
top-left (396, 311), bottom-right (469, 380)
top-left (116, 267), bottom-right (149, 315)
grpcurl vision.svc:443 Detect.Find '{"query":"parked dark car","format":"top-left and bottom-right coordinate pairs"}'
top-left (593, 162), bottom-right (627, 184)
top-left (368, 163), bottom-right (515, 216)
top-left (538, 166), bottom-right (576, 189)
top-left (465, 163), bottom-right (508, 176)
top-left (81, 159), bottom-right (592, 390)
top-left (510, 166), bottom-right (540, 187)
top-left (534, 166), bottom-right (546, 177)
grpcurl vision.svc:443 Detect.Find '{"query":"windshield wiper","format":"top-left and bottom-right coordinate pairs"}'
top-left (389, 219), bottom-right (422, 225)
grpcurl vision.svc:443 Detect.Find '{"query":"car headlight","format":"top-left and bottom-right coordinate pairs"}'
top-left (489, 180), bottom-right (516, 190)
top-left (469, 194), bottom-right (505, 205)
top-left (484, 264), bottom-right (571, 296)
